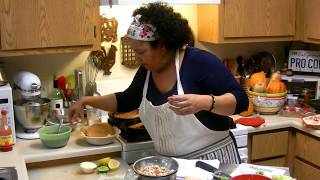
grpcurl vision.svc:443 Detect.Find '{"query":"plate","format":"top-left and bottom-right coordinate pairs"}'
top-left (302, 114), bottom-right (320, 129)
top-left (80, 126), bottom-right (120, 145)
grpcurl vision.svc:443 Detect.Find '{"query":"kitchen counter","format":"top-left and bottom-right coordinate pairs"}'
top-left (1, 114), bottom-right (320, 180)
top-left (0, 125), bottom-right (122, 180)
top-left (15, 126), bottom-right (122, 163)
top-left (27, 157), bottom-right (129, 180)
top-left (231, 114), bottom-right (320, 137)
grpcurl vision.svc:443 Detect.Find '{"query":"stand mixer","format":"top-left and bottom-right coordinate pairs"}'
top-left (13, 71), bottom-right (50, 139)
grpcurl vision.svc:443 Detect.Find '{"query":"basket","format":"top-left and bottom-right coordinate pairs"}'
top-left (248, 90), bottom-right (287, 114)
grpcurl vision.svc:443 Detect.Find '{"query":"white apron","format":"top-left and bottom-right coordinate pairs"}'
top-left (138, 49), bottom-right (230, 156)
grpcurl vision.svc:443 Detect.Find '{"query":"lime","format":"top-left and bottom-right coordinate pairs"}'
top-left (97, 165), bottom-right (109, 173)
top-left (108, 159), bottom-right (120, 170)
top-left (96, 157), bottom-right (111, 166)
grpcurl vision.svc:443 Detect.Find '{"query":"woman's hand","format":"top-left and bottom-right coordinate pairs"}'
top-left (167, 94), bottom-right (211, 115)
top-left (68, 98), bottom-right (85, 124)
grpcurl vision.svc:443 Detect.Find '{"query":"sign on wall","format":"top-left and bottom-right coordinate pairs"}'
top-left (288, 50), bottom-right (320, 73)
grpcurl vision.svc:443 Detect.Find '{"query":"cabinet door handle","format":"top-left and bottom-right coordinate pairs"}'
top-left (94, 26), bottom-right (97, 38)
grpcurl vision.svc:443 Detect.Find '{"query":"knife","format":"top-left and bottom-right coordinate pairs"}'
top-left (195, 161), bottom-right (231, 179)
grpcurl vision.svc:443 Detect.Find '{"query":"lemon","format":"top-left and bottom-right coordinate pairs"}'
top-left (108, 159), bottom-right (120, 170)
top-left (96, 157), bottom-right (111, 166)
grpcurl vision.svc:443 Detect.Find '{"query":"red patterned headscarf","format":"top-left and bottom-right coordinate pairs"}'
top-left (126, 14), bottom-right (157, 41)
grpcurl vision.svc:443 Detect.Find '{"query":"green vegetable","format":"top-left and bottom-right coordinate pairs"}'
top-left (272, 175), bottom-right (294, 180)
top-left (97, 165), bottom-right (109, 173)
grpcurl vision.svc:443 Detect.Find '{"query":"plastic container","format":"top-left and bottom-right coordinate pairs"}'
top-left (287, 95), bottom-right (298, 107)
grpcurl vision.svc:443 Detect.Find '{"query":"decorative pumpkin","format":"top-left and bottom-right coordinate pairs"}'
top-left (266, 79), bottom-right (286, 93)
top-left (270, 71), bottom-right (281, 81)
top-left (249, 71), bottom-right (266, 89)
top-left (253, 82), bottom-right (266, 93)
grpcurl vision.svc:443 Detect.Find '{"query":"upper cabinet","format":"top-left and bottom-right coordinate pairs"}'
top-left (198, 0), bottom-right (296, 43)
top-left (0, 0), bottom-right (100, 55)
top-left (303, 0), bottom-right (320, 43)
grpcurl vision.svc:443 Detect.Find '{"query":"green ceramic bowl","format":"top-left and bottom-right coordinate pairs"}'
top-left (37, 125), bottom-right (72, 148)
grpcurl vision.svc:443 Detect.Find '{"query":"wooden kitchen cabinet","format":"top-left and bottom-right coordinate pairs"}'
top-left (303, 0), bottom-right (320, 43)
top-left (294, 131), bottom-right (320, 179)
top-left (197, 0), bottom-right (296, 43)
top-left (0, 0), bottom-right (100, 56)
top-left (294, 158), bottom-right (320, 180)
top-left (249, 130), bottom-right (289, 167)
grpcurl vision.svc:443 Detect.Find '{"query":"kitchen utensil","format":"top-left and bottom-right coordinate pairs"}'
top-left (121, 37), bottom-right (140, 68)
top-left (195, 161), bottom-right (231, 179)
top-left (80, 123), bottom-right (120, 145)
top-left (56, 109), bottom-right (64, 134)
top-left (13, 97), bottom-right (50, 132)
top-left (0, 62), bottom-right (8, 86)
top-left (85, 52), bottom-right (100, 96)
top-left (37, 125), bottom-right (72, 148)
top-left (133, 156), bottom-right (179, 180)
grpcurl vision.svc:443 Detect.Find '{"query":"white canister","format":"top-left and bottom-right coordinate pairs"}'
top-left (50, 99), bottom-right (63, 110)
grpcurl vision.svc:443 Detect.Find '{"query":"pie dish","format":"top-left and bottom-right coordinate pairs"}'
top-left (302, 114), bottom-right (320, 129)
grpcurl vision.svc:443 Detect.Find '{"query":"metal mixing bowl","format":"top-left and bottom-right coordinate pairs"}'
top-left (14, 97), bottom-right (50, 131)
top-left (133, 156), bottom-right (178, 180)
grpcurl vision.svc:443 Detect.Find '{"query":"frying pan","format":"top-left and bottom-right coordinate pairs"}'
top-left (108, 111), bottom-right (151, 142)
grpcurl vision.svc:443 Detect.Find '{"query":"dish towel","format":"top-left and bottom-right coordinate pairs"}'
top-left (235, 117), bottom-right (265, 127)
top-left (173, 158), bottom-right (220, 180)
top-left (230, 163), bottom-right (286, 178)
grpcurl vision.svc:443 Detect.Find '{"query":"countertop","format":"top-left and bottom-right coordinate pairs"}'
top-left (1, 114), bottom-right (320, 180)
top-left (0, 125), bottom-right (122, 180)
top-left (27, 157), bottom-right (129, 180)
top-left (231, 114), bottom-right (320, 137)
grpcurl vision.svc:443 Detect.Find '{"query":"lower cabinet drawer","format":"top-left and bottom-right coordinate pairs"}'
top-left (296, 132), bottom-right (320, 166)
top-left (251, 131), bottom-right (289, 160)
top-left (294, 158), bottom-right (320, 180)
top-left (253, 157), bottom-right (286, 167)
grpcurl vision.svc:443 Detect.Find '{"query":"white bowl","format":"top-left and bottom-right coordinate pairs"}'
top-left (80, 126), bottom-right (120, 145)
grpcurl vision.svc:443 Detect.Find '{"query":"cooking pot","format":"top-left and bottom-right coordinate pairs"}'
top-left (14, 97), bottom-right (50, 131)
top-left (0, 62), bottom-right (8, 86)
top-left (133, 156), bottom-right (178, 180)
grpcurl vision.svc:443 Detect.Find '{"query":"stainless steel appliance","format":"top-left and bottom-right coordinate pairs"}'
top-left (0, 83), bottom-right (16, 144)
top-left (13, 71), bottom-right (50, 139)
top-left (281, 75), bottom-right (320, 100)
top-left (0, 62), bottom-right (8, 86)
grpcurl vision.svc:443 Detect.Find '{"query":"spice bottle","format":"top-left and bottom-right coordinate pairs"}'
top-left (0, 110), bottom-right (13, 152)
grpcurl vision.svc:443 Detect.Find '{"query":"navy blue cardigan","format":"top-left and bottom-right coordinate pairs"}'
top-left (115, 47), bottom-right (248, 131)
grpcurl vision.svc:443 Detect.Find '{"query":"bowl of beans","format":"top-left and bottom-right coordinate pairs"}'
top-left (133, 156), bottom-right (178, 180)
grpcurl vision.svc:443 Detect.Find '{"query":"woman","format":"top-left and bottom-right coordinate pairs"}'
top-left (69, 2), bottom-right (248, 164)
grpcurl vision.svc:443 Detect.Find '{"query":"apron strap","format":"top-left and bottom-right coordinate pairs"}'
top-left (175, 49), bottom-right (184, 95)
top-left (142, 71), bottom-right (151, 97)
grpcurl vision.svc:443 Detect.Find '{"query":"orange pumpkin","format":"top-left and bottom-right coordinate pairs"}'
top-left (266, 80), bottom-right (286, 93)
top-left (249, 71), bottom-right (266, 89)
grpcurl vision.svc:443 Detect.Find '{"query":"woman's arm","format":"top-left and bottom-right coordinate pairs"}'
top-left (167, 93), bottom-right (236, 116)
top-left (68, 94), bottom-right (118, 123)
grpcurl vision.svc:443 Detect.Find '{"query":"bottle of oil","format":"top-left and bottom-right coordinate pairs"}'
top-left (0, 110), bottom-right (13, 152)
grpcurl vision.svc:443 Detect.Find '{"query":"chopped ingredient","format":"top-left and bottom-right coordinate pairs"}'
top-left (138, 165), bottom-right (174, 176)
top-left (108, 159), bottom-right (120, 170)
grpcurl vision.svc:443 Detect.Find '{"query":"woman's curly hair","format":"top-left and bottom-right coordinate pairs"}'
top-left (132, 2), bottom-right (194, 51)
